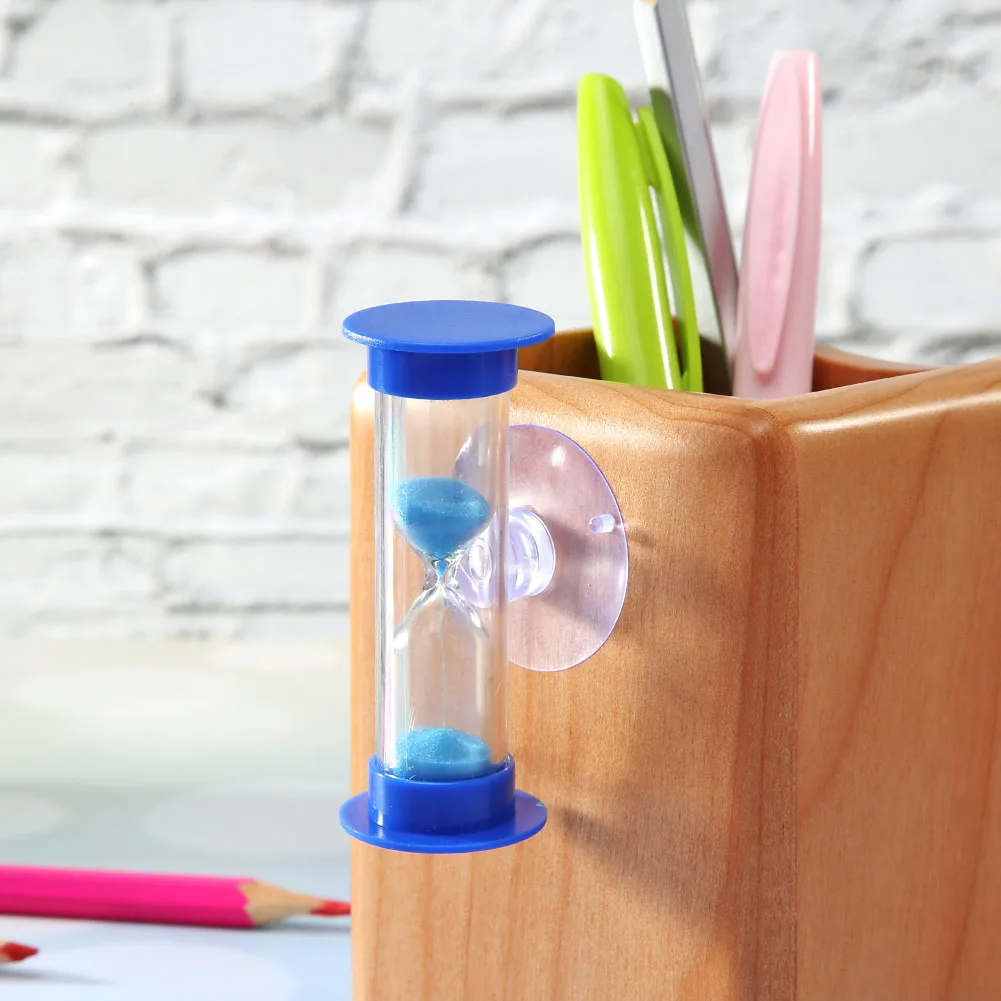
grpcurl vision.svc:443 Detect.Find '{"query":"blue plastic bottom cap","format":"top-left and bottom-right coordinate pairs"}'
top-left (339, 756), bottom-right (547, 855)
top-left (371, 754), bottom-right (512, 832)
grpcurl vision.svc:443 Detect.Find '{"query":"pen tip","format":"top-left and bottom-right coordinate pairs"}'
top-left (1, 942), bottom-right (39, 963)
top-left (311, 899), bottom-right (351, 917)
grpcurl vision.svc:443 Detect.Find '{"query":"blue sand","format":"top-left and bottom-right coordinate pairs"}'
top-left (395, 726), bottom-right (493, 782)
top-left (394, 477), bottom-right (490, 563)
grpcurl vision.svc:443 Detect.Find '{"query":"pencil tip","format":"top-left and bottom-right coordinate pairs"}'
top-left (1, 942), bottom-right (39, 963)
top-left (311, 899), bottom-right (351, 917)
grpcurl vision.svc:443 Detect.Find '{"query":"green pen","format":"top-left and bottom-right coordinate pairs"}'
top-left (577, 72), bottom-right (702, 393)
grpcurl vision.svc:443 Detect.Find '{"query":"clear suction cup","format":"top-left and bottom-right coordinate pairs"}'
top-left (454, 425), bottom-right (628, 672)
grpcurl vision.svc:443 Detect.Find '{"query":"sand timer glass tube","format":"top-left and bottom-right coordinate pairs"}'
top-left (339, 300), bottom-right (554, 854)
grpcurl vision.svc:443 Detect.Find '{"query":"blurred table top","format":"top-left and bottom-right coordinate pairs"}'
top-left (0, 641), bottom-right (352, 1000)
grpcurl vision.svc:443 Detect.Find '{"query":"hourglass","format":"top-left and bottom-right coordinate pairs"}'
top-left (339, 300), bottom-right (628, 854)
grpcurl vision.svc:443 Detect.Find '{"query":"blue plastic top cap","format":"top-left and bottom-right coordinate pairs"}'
top-left (342, 300), bottom-right (555, 400)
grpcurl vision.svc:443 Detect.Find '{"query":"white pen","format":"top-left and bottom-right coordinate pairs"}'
top-left (633, 0), bottom-right (739, 395)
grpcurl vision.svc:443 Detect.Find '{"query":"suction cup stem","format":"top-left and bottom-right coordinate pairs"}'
top-left (454, 425), bottom-right (628, 673)
top-left (462, 508), bottom-right (555, 603)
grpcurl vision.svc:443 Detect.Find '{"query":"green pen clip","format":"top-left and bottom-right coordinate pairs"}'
top-left (578, 73), bottom-right (703, 393)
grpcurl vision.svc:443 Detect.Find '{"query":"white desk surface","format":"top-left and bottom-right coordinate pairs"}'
top-left (0, 641), bottom-right (353, 1000)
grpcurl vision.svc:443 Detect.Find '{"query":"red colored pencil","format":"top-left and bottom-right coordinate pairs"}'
top-left (0, 866), bottom-right (350, 929)
top-left (0, 940), bottom-right (38, 965)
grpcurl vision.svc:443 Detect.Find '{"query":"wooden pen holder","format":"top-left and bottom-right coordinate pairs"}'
top-left (348, 330), bottom-right (1001, 1001)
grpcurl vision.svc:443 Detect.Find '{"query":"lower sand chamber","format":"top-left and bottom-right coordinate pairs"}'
top-left (339, 299), bottom-right (551, 852)
top-left (396, 726), bottom-right (492, 782)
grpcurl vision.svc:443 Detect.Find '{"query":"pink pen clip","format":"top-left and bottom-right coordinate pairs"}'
top-left (734, 51), bottom-right (822, 399)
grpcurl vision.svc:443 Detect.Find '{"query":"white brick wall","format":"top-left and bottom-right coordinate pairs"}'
top-left (0, 0), bottom-right (998, 637)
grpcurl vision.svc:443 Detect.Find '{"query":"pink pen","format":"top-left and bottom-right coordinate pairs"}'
top-left (734, 51), bottom-right (823, 399)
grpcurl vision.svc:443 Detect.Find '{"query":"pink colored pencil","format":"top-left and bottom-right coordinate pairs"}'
top-left (0, 940), bottom-right (38, 965)
top-left (0, 866), bottom-right (349, 929)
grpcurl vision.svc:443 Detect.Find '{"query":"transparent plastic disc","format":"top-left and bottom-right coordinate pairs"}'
top-left (454, 425), bottom-right (628, 672)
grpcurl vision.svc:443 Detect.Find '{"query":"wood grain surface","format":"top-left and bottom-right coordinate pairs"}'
top-left (349, 331), bottom-right (1001, 1001)
top-left (772, 361), bottom-right (1001, 1001)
